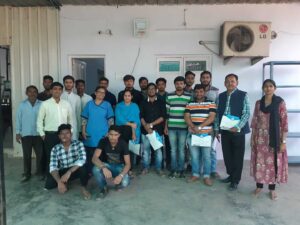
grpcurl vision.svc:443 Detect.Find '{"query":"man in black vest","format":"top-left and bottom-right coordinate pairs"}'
top-left (216, 74), bottom-right (250, 191)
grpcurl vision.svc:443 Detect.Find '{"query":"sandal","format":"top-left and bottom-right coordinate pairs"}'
top-left (269, 191), bottom-right (278, 201)
top-left (81, 188), bottom-right (91, 200)
top-left (253, 188), bottom-right (262, 198)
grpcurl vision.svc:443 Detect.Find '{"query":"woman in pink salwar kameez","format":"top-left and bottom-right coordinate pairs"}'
top-left (250, 79), bottom-right (288, 200)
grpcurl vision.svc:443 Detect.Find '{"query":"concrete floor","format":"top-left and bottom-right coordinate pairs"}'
top-left (3, 155), bottom-right (300, 225)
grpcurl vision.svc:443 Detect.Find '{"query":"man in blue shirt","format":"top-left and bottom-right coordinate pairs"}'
top-left (16, 85), bottom-right (43, 182)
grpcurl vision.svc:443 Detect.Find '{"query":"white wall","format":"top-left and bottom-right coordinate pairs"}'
top-left (60, 4), bottom-right (300, 159)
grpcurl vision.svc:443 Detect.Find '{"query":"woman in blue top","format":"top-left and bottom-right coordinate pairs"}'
top-left (81, 86), bottom-right (114, 174)
top-left (115, 90), bottom-right (141, 171)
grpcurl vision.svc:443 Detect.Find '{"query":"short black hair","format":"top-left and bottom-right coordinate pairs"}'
top-left (156, 77), bottom-right (167, 85)
top-left (43, 75), bottom-right (53, 81)
top-left (57, 124), bottom-right (72, 134)
top-left (174, 76), bottom-right (185, 84)
top-left (124, 89), bottom-right (133, 96)
top-left (50, 82), bottom-right (63, 89)
top-left (63, 75), bottom-right (75, 83)
top-left (123, 74), bottom-right (135, 82)
top-left (99, 77), bottom-right (109, 83)
top-left (200, 70), bottom-right (212, 78)
top-left (139, 77), bottom-right (148, 83)
top-left (108, 125), bottom-right (121, 134)
top-left (185, 71), bottom-right (195, 77)
top-left (262, 79), bottom-right (277, 88)
top-left (147, 82), bottom-right (156, 89)
top-left (75, 79), bottom-right (85, 86)
top-left (26, 85), bottom-right (38, 93)
top-left (225, 73), bottom-right (238, 81)
top-left (194, 84), bottom-right (206, 91)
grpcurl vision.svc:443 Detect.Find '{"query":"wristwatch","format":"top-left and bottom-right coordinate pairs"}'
top-left (282, 140), bottom-right (287, 144)
top-left (150, 123), bottom-right (153, 129)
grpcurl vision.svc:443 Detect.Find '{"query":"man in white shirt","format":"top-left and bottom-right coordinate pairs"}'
top-left (37, 82), bottom-right (73, 176)
top-left (75, 79), bottom-right (92, 139)
top-left (61, 75), bottom-right (81, 140)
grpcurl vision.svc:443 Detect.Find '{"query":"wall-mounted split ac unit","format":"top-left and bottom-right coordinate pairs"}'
top-left (220, 21), bottom-right (271, 58)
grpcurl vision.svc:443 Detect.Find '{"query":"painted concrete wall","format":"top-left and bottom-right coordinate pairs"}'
top-left (60, 4), bottom-right (300, 159)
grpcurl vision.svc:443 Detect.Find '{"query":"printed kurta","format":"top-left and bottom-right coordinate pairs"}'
top-left (250, 100), bottom-right (288, 184)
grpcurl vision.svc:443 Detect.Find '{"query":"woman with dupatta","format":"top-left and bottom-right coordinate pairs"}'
top-left (250, 79), bottom-right (288, 200)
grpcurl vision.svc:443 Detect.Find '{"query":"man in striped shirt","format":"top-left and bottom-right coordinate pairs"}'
top-left (165, 76), bottom-right (191, 178)
top-left (184, 84), bottom-right (216, 186)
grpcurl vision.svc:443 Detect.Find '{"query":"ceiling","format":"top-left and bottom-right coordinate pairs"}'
top-left (0, 0), bottom-right (299, 8)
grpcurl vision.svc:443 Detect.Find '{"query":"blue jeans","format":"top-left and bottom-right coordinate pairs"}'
top-left (188, 135), bottom-right (212, 178)
top-left (141, 134), bottom-right (163, 170)
top-left (189, 137), bottom-right (217, 174)
top-left (92, 163), bottom-right (130, 190)
top-left (168, 129), bottom-right (187, 172)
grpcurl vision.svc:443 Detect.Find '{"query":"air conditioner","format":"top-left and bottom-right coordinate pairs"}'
top-left (220, 21), bottom-right (271, 57)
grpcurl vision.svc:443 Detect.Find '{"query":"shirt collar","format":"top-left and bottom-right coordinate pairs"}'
top-left (147, 97), bottom-right (157, 102)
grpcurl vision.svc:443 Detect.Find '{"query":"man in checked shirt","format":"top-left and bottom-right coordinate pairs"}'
top-left (44, 124), bottom-right (91, 199)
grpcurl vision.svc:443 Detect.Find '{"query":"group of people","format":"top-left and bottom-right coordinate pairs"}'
top-left (16, 70), bottom-right (288, 200)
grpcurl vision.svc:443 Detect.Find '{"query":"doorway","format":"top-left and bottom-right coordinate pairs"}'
top-left (0, 46), bottom-right (12, 149)
top-left (70, 56), bottom-right (105, 95)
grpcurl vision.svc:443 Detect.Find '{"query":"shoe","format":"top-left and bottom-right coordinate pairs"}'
top-left (210, 172), bottom-right (221, 179)
top-left (187, 176), bottom-right (200, 183)
top-left (178, 171), bottom-right (185, 178)
top-left (220, 176), bottom-right (231, 183)
top-left (156, 170), bottom-right (165, 177)
top-left (228, 183), bottom-right (238, 191)
top-left (96, 187), bottom-right (109, 200)
top-left (203, 178), bottom-right (213, 186)
top-left (141, 169), bottom-right (149, 175)
top-left (20, 175), bottom-right (30, 183)
top-left (168, 171), bottom-right (177, 179)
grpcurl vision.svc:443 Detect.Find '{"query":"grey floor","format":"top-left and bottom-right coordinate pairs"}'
top-left (3, 155), bottom-right (300, 225)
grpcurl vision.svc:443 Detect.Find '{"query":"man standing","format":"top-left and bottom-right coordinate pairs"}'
top-left (61, 75), bottom-right (81, 140)
top-left (140, 83), bottom-right (166, 175)
top-left (184, 71), bottom-right (195, 96)
top-left (200, 70), bottom-right (220, 178)
top-left (156, 77), bottom-right (170, 169)
top-left (139, 77), bottom-right (148, 100)
top-left (165, 76), bottom-right (191, 178)
top-left (156, 78), bottom-right (168, 104)
top-left (216, 74), bottom-right (250, 191)
top-left (16, 85), bottom-right (43, 182)
top-left (184, 84), bottom-right (216, 186)
top-left (118, 74), bottom-right (143, 105)
top-left (37, 75), bottom-right (53, 101)
top-left (45, 124), bottom-right (90, 199)
top-left (37, 82), bottom-right (73, 175)
top-left (76, 79), bottom-right (92, 111)
top-left (92, 77), bottom-right (117, 108)
top-left (92, 125), bottom-right (131, 199)
top-left (75, 79), bottom-right (92, 139)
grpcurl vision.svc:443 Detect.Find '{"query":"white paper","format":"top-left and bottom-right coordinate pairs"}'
top-left (146, 131), bottom-right (164, 151)
top-left (191, 134), bottom-right (212, 147)
top-left (129, 140), bottom-right (141, 155)
top-left (220, 114), bottom-right (240, 130)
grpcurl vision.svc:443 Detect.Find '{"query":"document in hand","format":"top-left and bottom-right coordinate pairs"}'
top-left (129, 140), bottom-right (141, 155)
top-left (146, 131), bottom-right (164, 150)
top-left (220, 114), bottom-right (240, 130)
top-left (191, 134), bottom-right (212, 147)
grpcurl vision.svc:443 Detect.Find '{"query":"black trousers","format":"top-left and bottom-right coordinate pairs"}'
top-left (221, 131), bottom-right (245, 184)
top-left (163, 134), bottom-right (171, 169)
top-left (21, 136), bottom-right (43, 177)
top-left (84, 146), bottom-right (96, 175)
top-left (257, 183), bottom-right (276, 190)
top-left (44, 166), bottom-right (89, 189)
top-left (42, 132), bottom-right (60, 175)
